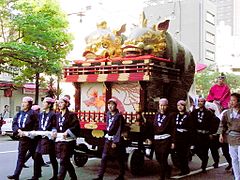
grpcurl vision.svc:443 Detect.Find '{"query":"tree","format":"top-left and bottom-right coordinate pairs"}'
top-left (195, 68), bottom-right (240, 97)
top-left (0, 0), bottom-right (73, 104)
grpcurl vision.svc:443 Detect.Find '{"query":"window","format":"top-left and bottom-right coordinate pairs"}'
top-left (206, 31), bottom-right (215, 44)
top-left (206, 50), bottom-right (215, 61)
top-left (206, 11), bottom-right (215, 25)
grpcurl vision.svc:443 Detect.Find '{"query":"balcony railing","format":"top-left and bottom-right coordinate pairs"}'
top-left (76, 111), bottom-right (156, 130)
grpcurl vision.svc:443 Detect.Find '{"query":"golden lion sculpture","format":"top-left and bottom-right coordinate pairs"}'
top-left (83, 21), bottom-right (126, 60)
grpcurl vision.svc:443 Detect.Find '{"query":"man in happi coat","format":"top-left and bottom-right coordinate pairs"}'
top-left (145, 98), bottom-right (176, 180)
top-left (8, 97), bottom-right (38, 180)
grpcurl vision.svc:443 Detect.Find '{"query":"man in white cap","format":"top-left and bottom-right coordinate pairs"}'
top-left (145, 98), bottom-right (176, 180)
top-left (30, 97), bottom-right (58, 180)
top-left (189, 97), bottom-right (215, 173)
top-left (93, 98), bottom-right (127, 180)
top-left (8, 97), bottom-right (39, 180)
top-left (23, 104), bottom-right (47, 169)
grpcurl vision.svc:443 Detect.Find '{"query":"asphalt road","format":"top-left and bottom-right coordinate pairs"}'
top-left (0, 135), bottom-right (234, 180)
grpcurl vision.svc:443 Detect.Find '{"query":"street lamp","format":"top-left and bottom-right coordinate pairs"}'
top-left (68, 11), bottom-right (86, 23)
top-left (67, 5), bottom-right (91, 23)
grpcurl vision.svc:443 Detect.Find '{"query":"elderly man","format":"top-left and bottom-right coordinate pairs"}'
top-left (7, 97), bottom-right (39, 180)
top-left (146, 98), bottom-right (176, 180)
top-left (190, 97), bottom-right (215, 172)
top-left (206, 73), bottom-right (231, 110)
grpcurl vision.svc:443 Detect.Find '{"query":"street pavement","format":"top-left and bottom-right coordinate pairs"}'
top-left (0, 135), bottom-right (234, 180)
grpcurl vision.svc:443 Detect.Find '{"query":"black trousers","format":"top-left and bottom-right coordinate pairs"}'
top-left (56, 141), bottom-right (77, 180)
top-left (209, 134), bottom-right (220, 164)
top-left (175, 133), bottom-right (190, 173)
top-left (13, 138), bottom-right (35, 177)
top-left (221, 142), bottom-right (232, 166)
top-left (25, 137), bottom-right (45, 165)
top-left (209, 134), bottom-right (232, 165)
top-left (154, 138), bottom-right (171, 180)
top-left (34, 152), bottom-right (58, 178)
top-left (25, 150), bottom-right (45, 165)
top-left (98, 140), bottom-right (126, 178)
top-left (195, 133), bottom-right (210, 170)
top-left (58, 155), bottom-right (77, 180)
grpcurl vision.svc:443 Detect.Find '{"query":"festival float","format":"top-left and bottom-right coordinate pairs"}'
top-left (63, 13), bottom-right (195, 174)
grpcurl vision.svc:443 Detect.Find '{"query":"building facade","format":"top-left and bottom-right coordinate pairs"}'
top-left (209, 0), bottom-right (240, 73)
top-left (0, 68), bottom-right (46, 118)
top-left (210, 0), bottom-right (240, 36)
top-left (144, 0), bottom-right (216, 65)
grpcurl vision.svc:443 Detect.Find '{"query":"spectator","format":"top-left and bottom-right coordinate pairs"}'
top-left (3, 105), bottom-right (10, 118)
top-left (0, 115), bottom-right (3, 134)
top-left (206, 73), bottom-right (231, 111)
top-left (214, 109), bottom-right (232, 171)
top-left (220, 93), bottom-right (240, 180)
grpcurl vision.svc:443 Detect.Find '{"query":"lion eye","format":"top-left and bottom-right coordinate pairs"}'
top-left (102, 42), bottom-right (108, 48)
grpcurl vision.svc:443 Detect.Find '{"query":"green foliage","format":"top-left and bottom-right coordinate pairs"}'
top-left (195, 69), bottom-right (240, 97)
top-left (0, 0), bottom-right (73, 101)
top-left (0, 0), bottom-right (73, 76)
top-left (0, 42), bottom-right (48, 63)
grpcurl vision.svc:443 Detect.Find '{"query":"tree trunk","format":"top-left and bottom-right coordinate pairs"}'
top-left (57, 75), bottom-right (60, 99)
top-left (35, 72), bottom-right (40, 104)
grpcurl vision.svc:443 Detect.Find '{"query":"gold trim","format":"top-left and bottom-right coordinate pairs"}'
top-left (84, 122), bottom-right (98, 129)
top-left (97, 74), bottom-right (108, 82)
top-left (78, 75), bottom-right (88, 82)
top-left (122, 60), bottom-right (133, 65)
top-left (118, 73), bottom-right (129, 81)
top-left (144, 59), bottom-right (150, 64)
top-left (92, 130), bottom-right (105, 138)
top-left (143, 74), bottom-right (150, 80)
top-left (82, 63), bottom-right (91, 67)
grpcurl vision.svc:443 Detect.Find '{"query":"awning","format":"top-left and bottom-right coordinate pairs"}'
top-left (23, 83), bottom-right (48, 94)
top-left (0, 82), bottom-right (14, 96)
top-left (0, 82), bottom-right (13, 88)
top-left (196, 63), bottom-right (207, 72)
top-left (23, 83), bottom-right (37, 90)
